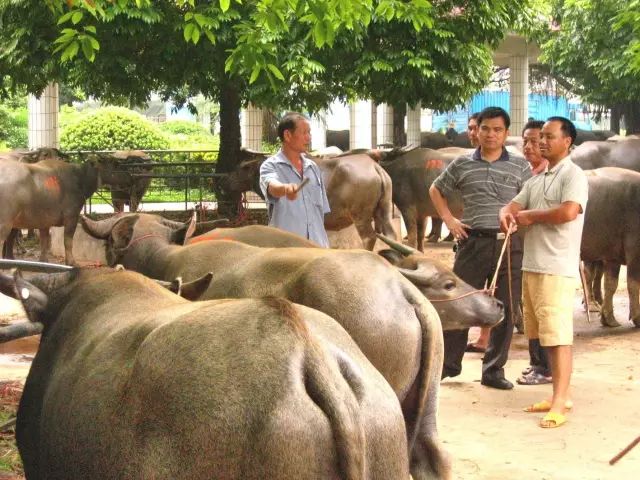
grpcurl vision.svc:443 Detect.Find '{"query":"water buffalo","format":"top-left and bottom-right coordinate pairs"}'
top-left (581, 168), bottom-right (640, 327)
top-left (326, 129), bottom-right (350, 151)
top-left (95, 150), bottom-right (153, 212)
top-left (82, 212), bottom-right (503, 480)
top-left (224, 153), bottom-right (397, 250)
top-left (572, 139), bottom-right (640, 172)
top-left (377, 148), bottom-right (463, 251)
top-left (187, 224), bottom-right (504, 333)
top-left (2, 268), bottom-right (409, 479)
top-left (0, 157), bottom-right (100, 265)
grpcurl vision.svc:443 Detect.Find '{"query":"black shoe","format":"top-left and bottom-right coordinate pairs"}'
top-left (481, 376), bottom-right (514, 390)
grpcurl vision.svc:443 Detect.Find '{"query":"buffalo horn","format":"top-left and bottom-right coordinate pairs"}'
top-left (376, 234), bottom-right (418, 256)
top-left (159, 217), bottom-right (188, 230)
top-left (81, 214), bottom-right (127, 239)
top-left (0, 321), bottom-right (44, 344)
top-left (0, 259), bottom-right (74, 272)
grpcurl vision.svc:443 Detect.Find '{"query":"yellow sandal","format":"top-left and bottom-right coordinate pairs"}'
top-left (540, 411), bottom-right (567, 428)
top-left (524, 399), bottom-right (573, 413)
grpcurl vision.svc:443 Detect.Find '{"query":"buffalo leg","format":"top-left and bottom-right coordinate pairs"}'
top-left (354, 219), bottom-right (377, 251)
top-left (416, 216), bottom-right (427, 252)
top-left (2, 229), bottom-right (19, 259)
top-left (401, 207), bottom-right (419, 249)
top-left (627, 260), bottom-right (640, 327)
top-left (38, 228), bottom-right (52, 263)
top-left (62, 222), bottom-right (78, 266)
top-left (0, 226), bottom-right (12, 259)
top-left (582, 261), bottom-right (602, 312)
top-left (600, 262), bottom-right (621, 327)
top-left (427, 217), bottom-right (442, 243)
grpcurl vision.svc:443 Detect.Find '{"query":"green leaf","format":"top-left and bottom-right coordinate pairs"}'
top-left (204, 29), bottom-right (216, 44)
top-left (267, 63), bottom-right (285, 81)
top-left (56, 11), bottom-right (73, 25)
top-left (81, 38), bottom-right (95, 62)
top-left (220, 0), bottom-right (231, 13)
top-left (249, 64), bottom-right (261, 84)
top-left (61, 41), bottom-right (79, 62)
top-left (191, 26), bottom-right (201, 44)
top-left (71, 11), bottom-right (84, 25)
top-left (314, 21), bottom-right (326, 48)
top-left (184, 23), bottom-right (195, 42)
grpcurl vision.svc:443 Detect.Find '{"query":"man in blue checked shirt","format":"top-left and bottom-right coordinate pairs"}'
top-left (259, 112), bottom-right (331, 247)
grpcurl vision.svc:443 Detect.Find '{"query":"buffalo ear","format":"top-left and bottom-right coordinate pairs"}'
top-left (111, 216), bottom-right (138, 250)
top-left (171, 213), bottom-right (196, 245)
top-left (377, 249), bottom-right (404, 266)
top-left (179, 273), bottom-right (213, 301)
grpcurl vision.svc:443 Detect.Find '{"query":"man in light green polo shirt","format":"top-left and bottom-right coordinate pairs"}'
top-left (499, 116), bottom-right (588, 428)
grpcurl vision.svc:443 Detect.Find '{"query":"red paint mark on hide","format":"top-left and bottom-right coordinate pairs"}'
top-left (43, 175), bottom-right (61, 193)
top-left (424, 159), bottom-right (444, 170)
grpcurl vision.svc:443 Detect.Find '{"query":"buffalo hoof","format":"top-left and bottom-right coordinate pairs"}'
top-left (631, 315), bottom-right (640, 328)
top-left (427, 234), bottom-right (439, 243)
top-left (600, 311), bottom-right (620, 328)
top-left (587, 301), bottom-right (602, 313)
top-left (442, 233), bottom-right (455, 242)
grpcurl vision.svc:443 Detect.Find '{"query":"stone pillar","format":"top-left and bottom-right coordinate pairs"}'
top-left (349, 100), bottom-right (375, 149)
top-left (379, 104), bottom-right (395, 146)
top-left (509, 55), bottom-right (529, 136)
top-left (28, 83), bottom-right (59, 149)
top-left (241, 103), bottom-right (263, 150)
top-left (310, 110), bottom-right (327, 150)
top-left (406, 102), bottom-right (421, 147)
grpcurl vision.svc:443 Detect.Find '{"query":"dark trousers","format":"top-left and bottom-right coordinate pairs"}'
top-left (442, 234), bottom-right (523, 379)
top-left (529, 338), bottom-right (551, 377)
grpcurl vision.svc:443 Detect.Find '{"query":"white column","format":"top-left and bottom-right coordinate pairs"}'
top-left (379, 103), bottom-right (394, 146)
top-left (509, 55), bottom-right (529, 136)
top-left (406, 102), bottom-right (421, 147)
top-left (349, 100), bottom-right (375, 149)
top-left (310, 110), bottom-right (327, 150)
top-left (241, 103), bottom-right (263, 151)
top-left (28, 83), bottom-right (59, 149)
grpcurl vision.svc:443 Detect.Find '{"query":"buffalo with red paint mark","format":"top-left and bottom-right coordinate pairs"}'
top-left (376, 148), bottom-right (463, 251)
top-left (0, 156), bottom-right (100, 265)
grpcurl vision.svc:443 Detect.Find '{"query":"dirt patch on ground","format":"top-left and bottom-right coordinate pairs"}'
top-left (0, 236), bottom-right (638, 479)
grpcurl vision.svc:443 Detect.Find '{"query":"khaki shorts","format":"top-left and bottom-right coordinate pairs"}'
top-left (522, 271), bottom-right (577, 347)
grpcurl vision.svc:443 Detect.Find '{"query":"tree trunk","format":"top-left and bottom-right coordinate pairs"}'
top-left (623, 101), bottom-right (640, 135)
top-left (215, 82), bottom-right (243, 218)
top-left (392, 104), bottom-right (407, 146)
top-left (610, 104), bottom-right (621, 134)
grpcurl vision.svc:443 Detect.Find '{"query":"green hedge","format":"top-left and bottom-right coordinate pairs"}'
top-left (60, 107), bottom-right (169, 151)
top-left (0, 106), bottom-right (27, 148)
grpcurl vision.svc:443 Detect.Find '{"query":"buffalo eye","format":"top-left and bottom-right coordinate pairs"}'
top-left (444, 280), bottom-right (456, 291)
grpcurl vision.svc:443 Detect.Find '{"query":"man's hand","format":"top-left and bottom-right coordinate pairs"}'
top-left (515, 210), bottom-right (534, 226)
top-left (444, 216), bottom-right (471, 240)
top-left (499, 212), bottom-right (518, 233)
top-left (283, 183), bottom-right (299, 200)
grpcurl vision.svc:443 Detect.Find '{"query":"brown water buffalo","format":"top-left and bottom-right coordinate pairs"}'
top-left (581, 168), bottom-right (640, 327)
top-left (572, 139), bottom-right (640, 172)
top-left (187, 224), bottom-right (504, 333)
top-left (1, 268), bottom-right (409, 480)
top-left (224, 153), bottom-right (397, 250)
top-left (0, 157), bottom-right (100, 265)
top-left (95, 150), bottom-right (153, 212)
top-left (82, 213), bottom-right (503, 480)
top-left (378, 148), bottom-right (463, 251)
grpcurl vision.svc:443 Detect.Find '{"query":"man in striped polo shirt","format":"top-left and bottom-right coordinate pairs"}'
top-left (429, 106), bottom-right (532, 390)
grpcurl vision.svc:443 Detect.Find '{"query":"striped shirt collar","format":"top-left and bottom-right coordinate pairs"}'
top-left (471, 147), bottom-right (510, 163)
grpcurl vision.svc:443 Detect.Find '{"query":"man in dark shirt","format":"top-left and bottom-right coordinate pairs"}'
top-left (429, 106), bottom-right (532, 390)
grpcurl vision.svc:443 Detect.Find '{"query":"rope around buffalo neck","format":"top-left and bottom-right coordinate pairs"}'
top-left (428, 224), bottom-right (514, 304)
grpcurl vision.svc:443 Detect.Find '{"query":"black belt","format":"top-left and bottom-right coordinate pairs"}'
top-left (465, 229), bottom-right (506, 240)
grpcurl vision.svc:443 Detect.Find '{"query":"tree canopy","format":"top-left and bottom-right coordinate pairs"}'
top-left (0, 0), bottom-right (536, 213)
top-left (535, 0), bottom-right (640, 132)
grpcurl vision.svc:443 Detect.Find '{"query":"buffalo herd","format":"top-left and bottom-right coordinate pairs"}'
top-left (1, 132), bottom-right (639, 479)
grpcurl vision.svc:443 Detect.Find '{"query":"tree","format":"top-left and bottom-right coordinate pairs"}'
top-left (0, 0), bottom-right (535, 215)
top-left (534, 0), bottom-right (640, 133)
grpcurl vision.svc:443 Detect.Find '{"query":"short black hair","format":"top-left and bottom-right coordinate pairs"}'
top-left (522, 119), bottom-right (544, 136)
top-left (468, 112), bottom-right (480, 122)
top-left (546, 116), bottom-right (577, 146)
top-left (477, 106), bottom-right (510, 130)
top-left (277, 112), bottom-right (309, 141)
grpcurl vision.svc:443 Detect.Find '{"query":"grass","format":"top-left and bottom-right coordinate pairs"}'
top-left (0, 406), bottom-right (22, 477)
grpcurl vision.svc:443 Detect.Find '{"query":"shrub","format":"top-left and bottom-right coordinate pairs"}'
top-left (159, 119), bottom-right (211, 136)
top-left (60, 107), bottom-right (169, 151)
top-left (0, 105), bottom-right (27, 148)
top-left (159, 119), bottom-right (219, 162)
